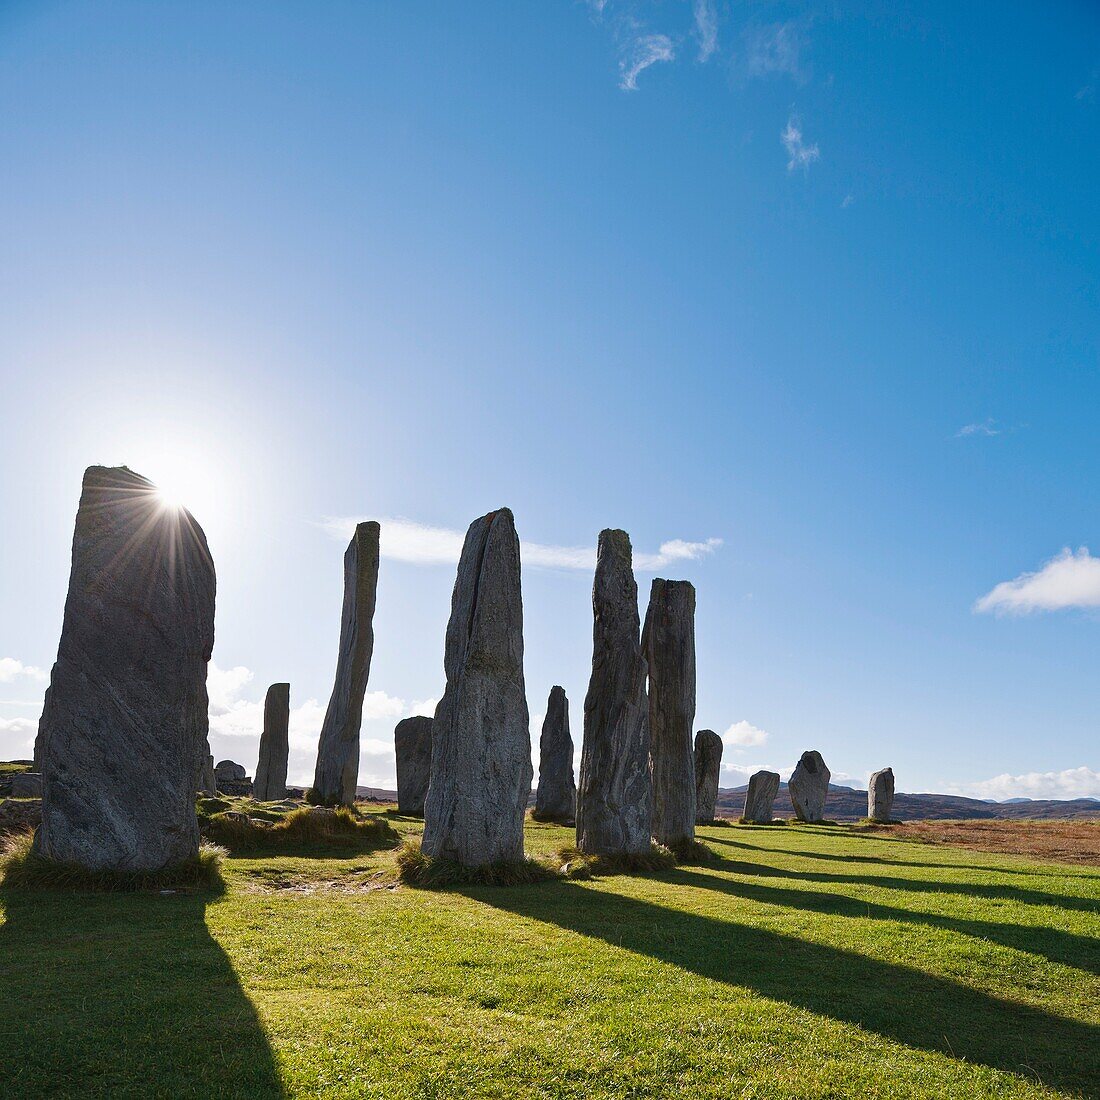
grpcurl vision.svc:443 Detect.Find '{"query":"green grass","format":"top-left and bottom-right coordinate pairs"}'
top-left (1, 813), bottom-right (1098, 1098)
top-left (0, 761), bottom-right (32, 776)
top-left (199, 804), bottom-right (397, 853)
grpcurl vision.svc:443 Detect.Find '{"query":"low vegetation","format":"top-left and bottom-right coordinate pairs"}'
top-left (863, 818), bottom-right (1100, 866)
top-left (199, 802), bottom-right (397, 853)
top-left (1, 812), bottom-right (1097, 1098)
top-left (395, 838), bottom-right (558, 887)
top-left (0, 832), bottom-right (224, 893)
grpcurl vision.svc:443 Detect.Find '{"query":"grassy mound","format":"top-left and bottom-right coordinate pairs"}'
top-left (554, 841), bottom-right (677, 878)
top-left (201, 805), bottom-right (397, 852)
top-left (0, 832), bottom-right (224, 892)
top-left (395, 838), bottom-right (558, 887)
top-left (737, 817), bottom-right (789, 826)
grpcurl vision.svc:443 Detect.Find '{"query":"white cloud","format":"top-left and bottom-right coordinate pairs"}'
top-left (947, 766), bottom-right (1100, 802)
top-left (693, 0), bottom-right (718, 62)
top-left (841, 193), bottom-right (854, 209)
top-left (722, 720), bottom-right (770, 748)
top-left (320, 516), bottom-right (721, 573)
top-left (206, 662), bottom-right (254, 714)
top-left (975, 548), bottom-right (1100, 615)
top-left (782, 115), bottom-right (819, 171)
top-left (956, 418), bottom-right (1001, 438)
top-left (747, 22), bottom-right (807, 82)
top-left (619, 33), bottom-right (675, 91)
top-left (636, 537), bottom-right (723, 569)
top-left (0, 715), bottom-right (38, 756)
top-left (408, 697), bottom-right (439, 718)
top-left (0, 658), bottom-right (48, 684)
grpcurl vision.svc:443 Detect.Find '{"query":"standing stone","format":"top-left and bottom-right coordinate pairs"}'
top-left (643, 579), bottom-right (697, 849)
top-left (743, 769), bottom-right (780, 824)
top-left (868, 767), bottom-right (895, 822)
top-left (693, 729), bottom-right (723, 824)
top-left (533, 686), bottom-right (576, 823)
top-left (576, 529), bottom-right (651, 856)
top-left (199, 752), bottom-right (217, 796)
top-left (34, 465), bottom-right (215, 871)
top-left (395, 716), bottom-right (433, 816)
top-left (254, 683), bottom-right (291, 801)
top-left (788, 750), bottom-right (831, 823)
top-left (422, 509), bottom-right (532, 866)
top-left (312, 521), bottom-right (380, 806)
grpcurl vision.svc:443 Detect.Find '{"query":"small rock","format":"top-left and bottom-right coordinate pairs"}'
top-left (868, 767), bottom-right (895, 822)
top-left (743, 770), bottom-right (780, 824)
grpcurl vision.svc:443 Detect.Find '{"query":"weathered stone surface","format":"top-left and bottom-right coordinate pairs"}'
top-left (743, 769), bottom-right (780, 824)
top-left (868, 767), bottom-right (895, 822)
top-left (643, 579), bottom-right (697, 848)
top-left (215, 760), bottom-right (246, 782)
top-left (534, 686), bottom-right (576, 823)
top-left (395, 716), bottom-right (433, 816)
top-left (576, 529), bottom-right (651, 856)
top-left (423, 509), bottom-right (532, 866)
top-left (0, 797), bottom-right (42, 836)
top-left (11, 772), bottom-right (42, 798)
top-left (788, 751), bottom-right (831, 823)
top-left (34, 465), bottom-right (215, 872)
top-left (693, 729), bottom-right (723, 824)
top-left (312, 521), bottom-right (380, 806)
top-left (254, 683), bottom-right (291, 801)
top-left (0, 762), bottom-right (33, 798)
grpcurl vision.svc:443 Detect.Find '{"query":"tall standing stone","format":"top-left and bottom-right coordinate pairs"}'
top-left (533, 686), bottom-right (576, 823)
top-left (788, 750), bottom-right (831, 823)
top-left (34, 466), bottom-right (215, 871)
top-left (422, 509), bottom-right (532, 866)
top-left (395, 716), bottom-right (433, 816)
top-left (576, 529), bottom-right (651, 856)
top-left (743, 769), bottom-right (780, 823)
top-left (312, 522), bottom-right (380, 806)
top-left (868, 767), bottom-right (895, 822)
top-left (693, 729), bottom-right (723, 824)
top-left (254, 683), bottom-right (291, 801)
top-left (643, 579), bottom-right (697, 849)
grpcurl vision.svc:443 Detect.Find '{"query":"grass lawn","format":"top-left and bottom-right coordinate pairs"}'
top-left (1, 813), bottom-right (1097, 1099)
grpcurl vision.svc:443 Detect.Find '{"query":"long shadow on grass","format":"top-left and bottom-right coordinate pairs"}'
top-left (472, 881), bottom-right (1100, 1096)
top-left (702, 832), bottom-right (1100, 879)
top-left (670, 868), bottom-right (1100, 977)
top-left (704, 841), bottom-right (1100, 912)
top-left (0, 884), bottom-right (285, 1098)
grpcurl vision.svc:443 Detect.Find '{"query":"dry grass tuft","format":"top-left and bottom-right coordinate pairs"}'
top-left (202, 806), bottom-right (396, 852)
top-left (395, 839), bottom-right (558, 887)
top-left (554, 842), bottom-right (677, 878)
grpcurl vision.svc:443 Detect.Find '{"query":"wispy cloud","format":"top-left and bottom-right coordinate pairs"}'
top-left (319, 517), bottom-right (722, 573)
top-left (746, 21), bottom-right (808, 82)
top-left (1076, 70), bottom-right (1097, 103)
top-left (0, 657), bottom-right (48, 684)
top-left (781, 115), bottom-right (819, 171)
top-left (722, 719), bottom-right (769, 748)
top-left (975, 547), bottom-right (1100, 615)
top-left (619, 32), bottom-right (675, 90)
top-left (692, 0), bottom-right (718, 62)
top-left (956, 418), bottom-right (1002, 438)
top-left (841, 193), bottom-right (854, 209)
top-left (946, 766), bottom-right (1100, 801)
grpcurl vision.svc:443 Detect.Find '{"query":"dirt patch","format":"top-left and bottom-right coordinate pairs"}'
top-left (240, 868), bottom-right (398, 895)
top-left (862, 819), bottom-right (1100, 866)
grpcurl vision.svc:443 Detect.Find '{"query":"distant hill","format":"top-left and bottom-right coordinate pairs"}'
top-left (355, 781), bottom-right (1100, 821)
top-left (716, 783), bottom-right (1100, 822)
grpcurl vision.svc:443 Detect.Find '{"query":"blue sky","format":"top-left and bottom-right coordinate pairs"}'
top-left (1, 1), bottom-right (1098, 799)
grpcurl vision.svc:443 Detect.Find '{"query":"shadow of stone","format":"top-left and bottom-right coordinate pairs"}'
top-left (702, 830), bottom-right (1100, 878)
top-left (702, 837), bottom-right (1100, 911)
top-left (469, 880), bottom-right (1100, 1096)
top-left (668, 867), bottom-right (1100, 977)
top-left (0, 883), bottom-right (285, 1097)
